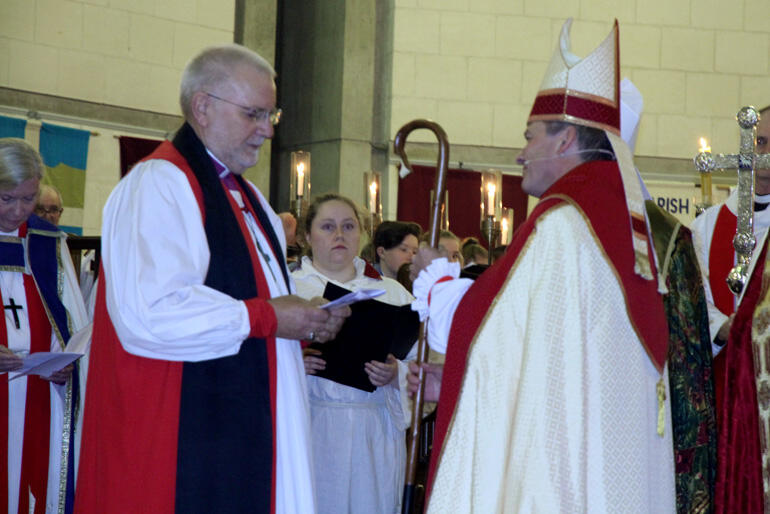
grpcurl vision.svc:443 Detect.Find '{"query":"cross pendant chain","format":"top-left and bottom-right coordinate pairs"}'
top-left (239, 204), bottom-right (279, 285)
top-left (255, 238), bottom-right (278, 284)
top-left (4, 297), bottom-right (23, 330)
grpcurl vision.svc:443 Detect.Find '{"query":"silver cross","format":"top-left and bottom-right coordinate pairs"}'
top-left (695, 106), bottom-right (770, 294)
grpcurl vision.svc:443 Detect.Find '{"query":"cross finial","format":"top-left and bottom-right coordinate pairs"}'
top-left (694, 106), bottom-right (770, 294)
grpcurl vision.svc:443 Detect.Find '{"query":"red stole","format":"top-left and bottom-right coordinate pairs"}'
top-left (714, 244), bottom-right (766, 514)
top-left (708, 204), bottom-right (738, 436)
top-left (0, 271), bottom-right (53, 514)
top-left (426, 160), bottom-right (668, 499)
top-left (709, 204), bottom-right (738, 316)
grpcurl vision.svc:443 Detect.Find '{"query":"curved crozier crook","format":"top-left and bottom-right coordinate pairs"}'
top-left (393, 119), bottom-right (450, 249)
top-left (395, 118), bottom-right (451, 514)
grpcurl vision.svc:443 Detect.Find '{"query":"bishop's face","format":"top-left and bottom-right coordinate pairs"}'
top-left (517, 121), bottom-right (569, 198)
top-left (756, 113), bottom-right (770, 195)
top-left (0, 178), bottom-right (40, 233)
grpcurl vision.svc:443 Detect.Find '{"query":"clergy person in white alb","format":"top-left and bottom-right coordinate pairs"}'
top-left (0, 138), bottom-right (89, 514)
top-left (691, 105), bottom-right (770, 349)
top-left (689, 105), bottom-right (770, 432)
top-left (75, 45), bottom-right (349, 514)
top-left (409, 19), bottom-right (676, 512)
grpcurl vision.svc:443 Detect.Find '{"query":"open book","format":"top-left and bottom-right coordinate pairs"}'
top-left (307, 282), bottom-right (420, 392)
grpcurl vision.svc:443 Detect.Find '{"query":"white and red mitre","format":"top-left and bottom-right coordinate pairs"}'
top-left (530, 19), bottom-right (655, 282)
top-left (529, 18), bottom-right (620, 134)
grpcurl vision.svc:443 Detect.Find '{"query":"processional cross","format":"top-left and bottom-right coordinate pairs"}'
top-left (694, 106), bottom-right (770, 295)
top-left (4, 297), bottom-right (22, 329)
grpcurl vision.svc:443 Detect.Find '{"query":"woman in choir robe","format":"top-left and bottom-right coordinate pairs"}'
top-left (0, 138), bottom-right (89, 514)
top-left (292, 193), bottom-right (415, 514)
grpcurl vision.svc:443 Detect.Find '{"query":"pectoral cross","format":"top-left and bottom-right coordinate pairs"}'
top-left (694, 106), bottom-right (770, 294)
top-left (4, 297), bottom-right (22, 330)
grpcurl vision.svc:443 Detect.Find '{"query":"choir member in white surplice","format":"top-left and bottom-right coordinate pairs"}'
top-left (293, 194), bottom-right (416, 514)
top-left (0, 138), bottom-right (89, 514)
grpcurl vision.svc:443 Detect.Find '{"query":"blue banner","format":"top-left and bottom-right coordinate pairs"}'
top-left (39, 123), bottom-right (90, 170)
top-left (38, 123), bottom-right (90, 236)
top-left (0, 115), bottom-right (26, 138)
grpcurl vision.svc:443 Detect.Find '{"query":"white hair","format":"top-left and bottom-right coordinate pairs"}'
top-left (179, 44), bottom-right (276, 120)
top-left (0, 138), bottom-right (44, 191)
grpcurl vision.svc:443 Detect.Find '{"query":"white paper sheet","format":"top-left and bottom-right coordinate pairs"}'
top-left (320, 289), bottom-right (385, 309)
top-left (8, 352), bottom-right (83, 381)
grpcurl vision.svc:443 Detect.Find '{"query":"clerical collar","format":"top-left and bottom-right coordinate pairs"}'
top-left (205, 149), bottom-right (228, 177)
top-left (205, 149), bottom-right (240, 190)
top-left (755, 193), bottom-right (770, 211)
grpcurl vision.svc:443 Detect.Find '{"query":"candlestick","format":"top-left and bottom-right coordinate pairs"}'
top-left (369, 181), bottom-right (377, 213)
top-left (480, 169), bottom-right (502, 222)
top-left (500, 208), bottom-right (513, 245)
top-left (363, 170), bottom-right (382, 234)
top-left (297, 163), bottom-right (305, 197)
top-left (486, 183), bottom-right (496, 217)
top-left (695, 138), bottom-right (713, 216)
top-left (291, 151), bottom-right (311, 218)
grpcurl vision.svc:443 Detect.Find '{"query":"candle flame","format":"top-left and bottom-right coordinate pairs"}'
top-left (369, 181), bottom-right (377, 196)
top-left (487, 183), bottom-right (496, 195)
top-left (501, 217), bottom-right (509, 230)
top-left (297, 162), bottom-right (305, 174)
top-left (699, 137), bottom-right (711, 153)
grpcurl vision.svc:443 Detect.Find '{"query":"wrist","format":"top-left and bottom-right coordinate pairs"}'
top-left (245, 298), bottom-right (278, 338)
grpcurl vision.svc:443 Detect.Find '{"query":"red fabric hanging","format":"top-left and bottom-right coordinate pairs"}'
top-left (396, 165), bottom-right (528, 246)
top-left (118, 136), bottom-right (163, 177)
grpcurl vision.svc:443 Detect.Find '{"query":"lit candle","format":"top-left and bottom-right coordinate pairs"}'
top-left (486, 183), bottom-right (496, 217)
top-left (297, 162), bottom-right (305, 197)
top-left (500, 216), bottom-right (509, 244)
top-left (698, 138), bottom-right (712, 203)
top-left (369, 181), bottom-right (378, 213)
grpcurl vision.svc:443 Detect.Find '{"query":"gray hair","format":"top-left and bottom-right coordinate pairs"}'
top-left (179, 44), bottom-right (276, 120)
top-left (0, 138), bottom-right (45, 191)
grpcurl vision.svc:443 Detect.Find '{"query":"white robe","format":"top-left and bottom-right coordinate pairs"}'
top-left (2, 228), bottom-right (89, 514)
top-left (414, 204), bottom-right (676, 513)
top-left (292, 256), bottom-right (415, 514)
top-left (690, 189), bottom-right (770, 346)
top-left (100, 155), bottom-right (315, 514)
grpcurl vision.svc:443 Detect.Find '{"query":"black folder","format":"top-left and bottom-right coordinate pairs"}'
top-left (307, 282), bottom-right (420, 392)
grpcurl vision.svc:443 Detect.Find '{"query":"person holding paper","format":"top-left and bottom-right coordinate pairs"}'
top-left (75, 45), bottom-right (349, 514)
top-left (0, 138), bottom-right (89, 514)
top-left (292, 193), bottom-right (416, 514)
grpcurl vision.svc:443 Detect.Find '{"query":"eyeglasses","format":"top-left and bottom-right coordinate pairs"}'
top-left (204, 92), bottom-right (282, 126)
top-left (35, 206), bottom-right (63, 215)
